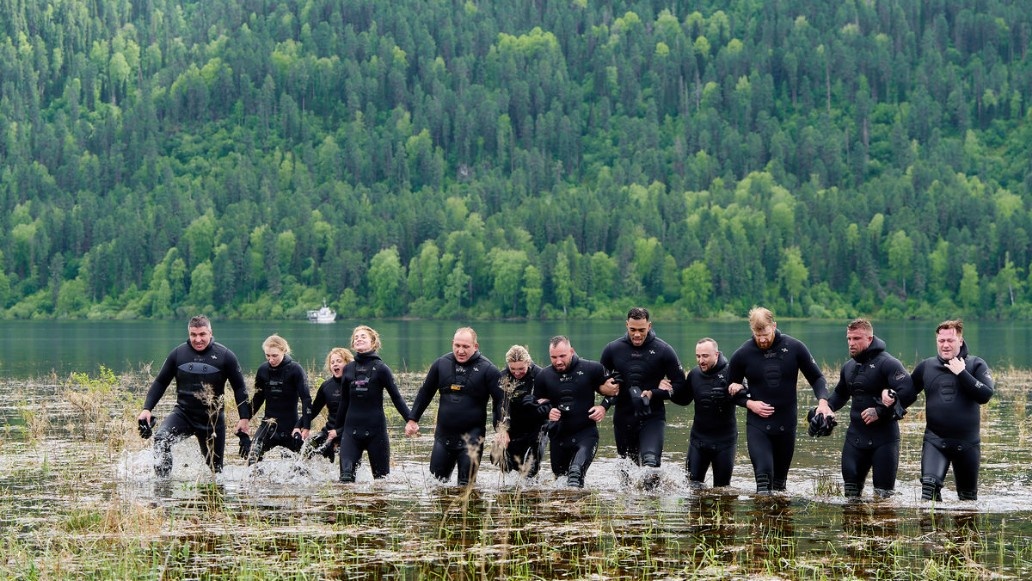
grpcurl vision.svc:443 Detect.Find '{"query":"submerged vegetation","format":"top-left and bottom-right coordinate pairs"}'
top-left (0, 367), bottom-right (1030, 578)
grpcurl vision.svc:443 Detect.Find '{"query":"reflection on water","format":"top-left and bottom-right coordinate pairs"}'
top-left (3, 373), bottom-right (1032, 579)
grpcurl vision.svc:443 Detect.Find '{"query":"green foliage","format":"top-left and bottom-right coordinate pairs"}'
top-left (1, 1), bottom-right (1031, 320)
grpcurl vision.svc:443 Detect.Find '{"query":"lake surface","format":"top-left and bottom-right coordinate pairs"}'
top-left (4, 318), bottom-right (1032, 577)
top-left (4, 318), bottom-right (1032, 379)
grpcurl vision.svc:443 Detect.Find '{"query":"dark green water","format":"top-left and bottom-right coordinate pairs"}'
top-left (4, 318), bottom-right (1032, 378)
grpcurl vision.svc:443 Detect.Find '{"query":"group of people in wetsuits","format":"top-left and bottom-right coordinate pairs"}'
top-left (137, 308), bottom-right (994, 501)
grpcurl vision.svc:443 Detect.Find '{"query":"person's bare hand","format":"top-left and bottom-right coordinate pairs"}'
top-left (588, 405), bottom-right (606, 422)
top-left (405, 420), bottom-right (420, 437)
top-left (861, 407), bottom-right (879, 424)
top-left (728, 382), bottom-right (745, 396)
top-left (946, 357), bottom-right (966, 375)
top-left (746, 400), bottom-right (774, 418)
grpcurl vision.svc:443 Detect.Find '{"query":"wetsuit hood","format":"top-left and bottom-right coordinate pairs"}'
top-left (937, 340), bottom-right (970, 363)
top-left (701, 353), bottom-right (729, 376)
top-left (853, 336), bottom-right (887, 364)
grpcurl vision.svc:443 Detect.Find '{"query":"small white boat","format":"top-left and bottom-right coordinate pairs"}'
top-left (307, 304), bottom-right (336, 324)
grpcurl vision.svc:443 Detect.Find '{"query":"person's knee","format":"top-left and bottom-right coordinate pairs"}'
top-left (921, 476), bottom-right (943, 501)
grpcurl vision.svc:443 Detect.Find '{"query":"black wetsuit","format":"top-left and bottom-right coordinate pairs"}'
top-left (143, 341), bottom-right (251, 477)
top-left (250, 355), bottom-right (312, 464)
top-left (599, 330), bottom-right (686, 468)
top-left (306, 375), bottom-right (344, 461)
top-left (672, 354), bottom-right (737, 487)
top-left (533, 355), bottom-right (608, 488)
top-left (409, 351), bottom-right (503, 485)
top-left (332, 351), bottom-right (411, 482)
top-left (827, 337), bottom-right (913, 497)
top-left (498, 363), bottom-right (547, 476)
top-left (728, 330), bottom-right (828, 493)
top-left (910, 342), bottom-right (994, 500)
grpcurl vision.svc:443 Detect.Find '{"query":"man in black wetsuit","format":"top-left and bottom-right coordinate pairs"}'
top-left (533, 336), bottom-right (609, 488)
top-left (599, 307), bottom-right (686, 482)
top-left (492, 344), bottom-right (546, 477)
top-left (406, 327), bottom-right (503, 486)
top-left (827, 318), bottom-right (913, 499)
top-left (138, 315), bottom-right (251, 477)
top-left (671, 337), bottom-right (738, 488)
top-left (248, 334), bottom-right (312, 465)
top-left (728, 307), bottom-right (832, 494)
top-left (910, 319), bottom-right (994, 501)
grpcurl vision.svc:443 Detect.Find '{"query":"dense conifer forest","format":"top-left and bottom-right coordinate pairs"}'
top-left (1, 0), bottom-right (1030, 320)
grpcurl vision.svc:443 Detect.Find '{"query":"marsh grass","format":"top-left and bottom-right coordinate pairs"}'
top-left (2, 370), bottom-right (1032, 579)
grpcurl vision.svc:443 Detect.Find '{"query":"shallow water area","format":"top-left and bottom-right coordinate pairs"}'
top-left (3, 371), bottom-right (1032, 579)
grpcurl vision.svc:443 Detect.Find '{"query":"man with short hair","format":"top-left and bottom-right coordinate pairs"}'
top-left (910, 319), bottom-right (994, 501)
top-left (534, 336), bottom-right (609, 488)
top-left (406, 327), bottom-right (503, 486)
top-left (827, 318), bottom-right (913, 499)
top-left (728, 307), bottom-right (832, 493)
top-left (138, 315), bottom-right (251, 477)
top-left (599, 307), bottom-right (686, 480)
top-left (672, 337), bottom-right (738, 487)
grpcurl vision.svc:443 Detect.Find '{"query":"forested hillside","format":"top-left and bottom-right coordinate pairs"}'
top-left (1, 0), bottom-right (1030, 320)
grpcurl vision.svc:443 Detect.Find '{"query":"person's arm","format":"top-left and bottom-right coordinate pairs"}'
top-left (650, 347), bottom-right (686, 402)
top-left (139, 349), bottom-right (177, 421)
top-left (956, 357), bottom-right (994, 404)
top-left (295, 365), bottom-right (313, 433)
top-left (487, 366), bottom-right (505, 431)
top-left (826, 367), bottom-right (850, 412)
top-left (798, 345), bottom-right (831, 415)
top-left (383, 366), bottom-right (412, 421)
top-left (225, 350), bottom-right (251, 433)
top-left (406, 361), bottom-right (441, 436)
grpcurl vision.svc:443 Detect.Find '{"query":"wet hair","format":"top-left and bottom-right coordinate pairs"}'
top-left (549, 335), bottom-right (571, 349)
top-left (352, 325), bottom-right (382, 352)
top-left (627, 307), bottom-right (651, 321)
top-left (505, 344), bottom-right (532, 364)
top-left (936, 319), bottom-right (964, 335)
top-left (696, 337), bottom-right (719, 351)
top-left (847, 318), bottom-right (874, 334)
top-left (454, 326), bottom-right (478, 345)
top-left (748, 307), bottom-right (775, 331)
top-left (324, 347), bottom-right (354, 372)
top-left (262, 334), bottom-right (290, 355)
top-left (189, 315), bottom-right (211, 330)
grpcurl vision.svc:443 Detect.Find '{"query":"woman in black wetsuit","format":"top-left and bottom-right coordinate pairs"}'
top-left (328, 326), bottom-right (411, 483)
top-left (304, 347), bottom-right (354, 462)
top-left (249, 334), bottom-right (312, 465)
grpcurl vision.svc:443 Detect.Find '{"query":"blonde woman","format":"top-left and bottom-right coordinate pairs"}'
top-left (328, 326), bottom-right (410, 483)
top-left (305, 347), bottom-right (355, 462)
top-left (248, 334), bottom-right (312, 465)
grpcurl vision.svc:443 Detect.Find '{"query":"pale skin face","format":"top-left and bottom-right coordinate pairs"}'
top-left (507, 360), bottom-right (530, 379)
top-left (264, 347), bottom-right (285, 368)
top-left (936, 328), bottom-right (962, 360)
top-left (189, 325), bottom-right (213, 351)
top-left (751, 323), bottom-right (776, 350)
top-left (352, 329), bottom-right (374, 354)
top-left (626, 318), bottom-right (652, 347)
top-left (846, 328), bottom-right (874, 358)
top-left (452, 330), bottom-right (478, 364)
top-left (695, 341), bottom-right (719, 372)
top-left (549, 341), bottom-right (575, 373)
top-left (329, 353), bottom-right (347, 378)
